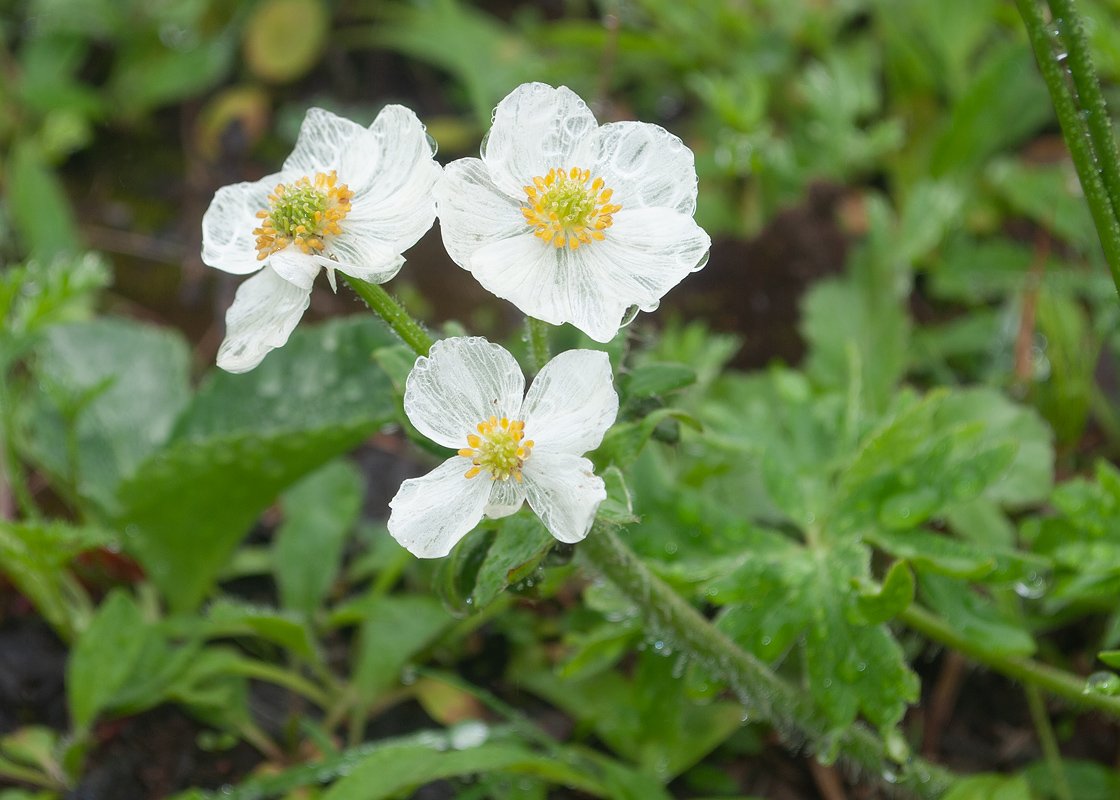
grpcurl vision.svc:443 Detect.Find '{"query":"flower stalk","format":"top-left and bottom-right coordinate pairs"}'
top-left (526, 316), bottom-right (551, 374)
top-left (1015, 0), bottom-right (1120, 292)
top-left (344, 275), bottom-right (433, 356)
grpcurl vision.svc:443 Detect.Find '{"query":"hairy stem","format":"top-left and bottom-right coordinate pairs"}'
top-left (1047, 0), bottom-right (1120, 217)
top-left (343, 275), bottom-right (433, 357)
top-left (579, 521), bottom-right (953, 799)
top-left (899, 603), bottom-right (1120, 717)
top-left (526, 317), bottom-right (552, 374)
top-left (1015, 0), bottom-right (1120, 291)
top-left (1025, 684), bottom-right (1073, 800)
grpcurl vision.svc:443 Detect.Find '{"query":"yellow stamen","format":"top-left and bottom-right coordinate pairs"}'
top-left (254, 170), bottom-right (353, 260)
top-left (521, 166), bottom-right (619, 250)
top-left (460, 415), bottom-right (533, 482)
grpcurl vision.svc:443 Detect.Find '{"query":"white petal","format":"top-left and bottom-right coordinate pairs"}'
top-left (340, 105), bottom-right (442, 253)
top-left (521, 349), bottom-right (618, 455)
top-left (388, 458), bottom-right (492, 558)
top-left (482, 83), bottom-right (600, 197)
top-left (435, 158), bottom-right (527, 268)
top-left (201, 176), bottom-right (279, 276)
top-left (268, 248), bottom-right (320, 290)
top-left (217, 266), bottom-right (311, 373)
top-left (404, 337), bottom-right (526, 450)
top-left (282, 107), bottom-right (368, 176)
top-left (485, 479), bottom-right (526, 519)
top-left (595, 121), bottom-right (698, 215)
top-left (318, 231), bottom-right (405, 284)
top-left (522, 453), bottom-right (605, 544)
top-left (467, 231), bottom-right (570, 325)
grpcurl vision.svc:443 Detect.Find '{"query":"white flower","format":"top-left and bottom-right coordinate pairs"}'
top-left (202, 105), bottom-right (441, 373)
top-left (388, 337), bottom-right (619, 558)
top-left (434, 82), bottom-right (711, 343)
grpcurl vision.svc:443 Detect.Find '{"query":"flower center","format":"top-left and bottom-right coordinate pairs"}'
top-left (459, 416), bottom-right (534, 482)
top-left (521, 167), bottom-right (621, 250)
top-left (253, 171), bottom-right (353, 260)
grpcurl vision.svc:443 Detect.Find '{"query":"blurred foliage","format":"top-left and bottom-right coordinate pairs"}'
top-left (2, 0), bottom-right (1120, 798)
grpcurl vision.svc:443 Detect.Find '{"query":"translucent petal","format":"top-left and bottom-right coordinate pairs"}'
top-left (388, 458), bottom-right (492, 558)
top-left (485, 479), bottom-right (527, 519)
top-left (466, 231), bottom-right (571, 327)
top-left (522, 453), bottom-right (605, 544)
top-left (341, 105), bottom-right (441, 253)
top-left (282, 107), bottom-right (368, 175)
top-left (318, 230), bottom-right (405, 285)
top-left (201, 176), bottom-right (279, 275)
top-left (482, 83), bottom-right (600, 198)
top-left (217, 266), bottom-right (311, 373)
top-left (434, 158), bottom-right (526, 268)
top-left (404, 337), bottom-right (526, 450)
top-left (521, 349), bottom-right (618, 455)
top-left (595, 121), bottom-right (699, 215)
top-left (268, 248), bottom-right (320, 290)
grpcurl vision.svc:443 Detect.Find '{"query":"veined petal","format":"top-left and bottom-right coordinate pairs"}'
top-left (268, 248), bottom-right (320, 290)
top-left (522, 453), bottom-right (605, 544)
top-left (595, 121), bottom-right (699, 215)
top-left (404, 337), bottom-right (526, 450)
top-left (341, 105), bottom-right (442, 253)
top-left (319, 230), bottom-right (405, 284)
top-left (201, 176), bottom-right (279, 275)
top-left (388, 458), bottom-right (492, 558)
top-left (282, 107), bottom-right (368, 175)
top-left (482, 83), bottom-right (600, 198)
top-left (521, 349), bottom-right (618, 455)
top-left (485, 479), bottom-right (527, 519)
top-left (467, 231), bottom-right (570, 327)
top-left (217, 266), bottom-right (311, 373)
top-left (435, 158), bottom-right (526, 268)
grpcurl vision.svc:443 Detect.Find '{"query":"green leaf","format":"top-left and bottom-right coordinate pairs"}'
top-left (591, 408), bottom-right (701, 470)
top-left (6, 139), bottom-right (80, 258)
top-left (1023, 759), bottom-right (1120, 800)
top-left (596, 466), bottom-right (637, 525)
top-left (943, 774), bottom-right (1031, 800)
top-left (919, 573), bottom-right (1036, 656)
top-left (352, 595), bottom-right (450, 702)
top-left (0, 521), bottom-right (113, 639)
top-left (275, 459), bottom-right (364, 616)
top-left (109, 34), bottom-right (236, 114)
top-left (621, 362), bottom-right (697, 399)
top-left (28, 318), bottom-right (191, 514)
top-left (67, 589), bottom-right (147, 730)
top-left (243, 0), bottom-right (329, 84)
top-left (987, 158), bottom-right (1099, 254)
top-left (207, 600), bottom-right (318, 660)
top-left (866, 529), bottom-right (1040, 584)
top-left (118, 317), bottom-right (396, 612)
top-left (471, 514), bottom-right (555, 608)
top-left (710, 539), bottom-right (919, 733)
top-left (855, 560), bottom-right (914, 625)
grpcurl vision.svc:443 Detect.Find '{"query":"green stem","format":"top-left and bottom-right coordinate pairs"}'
top-left (343, 275), bottom-right (433, 356)
top-left (1016, 0), bottom-right (1120, 292)
top-left (578, 521), bottom-right (952, 798)
top-left (1025, 683), bottom-right (1073, 800)
top-left (899, 603), bottom-right (1120, 717)
top-left (1048, 0), bottom-right (1120, 217)
top-left (0, 756), bottom-right (62, 791)
top-left (227, 659), bottom-right (333, 709)
top-left (526, 317), bottom-right (552, 374)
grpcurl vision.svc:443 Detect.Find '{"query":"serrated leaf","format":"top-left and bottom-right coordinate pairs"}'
top-left (856, 560), bottom-right (914, 625)
top-left (67, 589), bottom-right (147, 731)
top-left (119, 317), bottom-right (395, 612)
top-left (28, 318), bottom-right (191, 514)
top-left (919, 573), bottom-right (1036, 656)
top-left (591, 408), bottom-right (701, 470)
top-left (471, 514), bottom-right (554, 608)
top-left (275, 459), bottom-right (364, 616)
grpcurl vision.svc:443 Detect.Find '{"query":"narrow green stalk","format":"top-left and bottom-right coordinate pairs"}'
top-left (226, 659), bottom-right (333, 709)
top-left (1016, 0), bottom-right (1120, 291)
top-left (0, 756), bottom-right (61, 790)
top-left (343, 275), bottom-right (433, 356)
top-left (899, 603), bottom-right (1120, 717)
top-left (1025, 684), bottom-right (1073, 800)
top-left (579, 521), bottom-right (952, 799)
top-left (526, 317), bottom-right (552, 374)
top-left (1048, 0), bottom-right (1120, 216)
